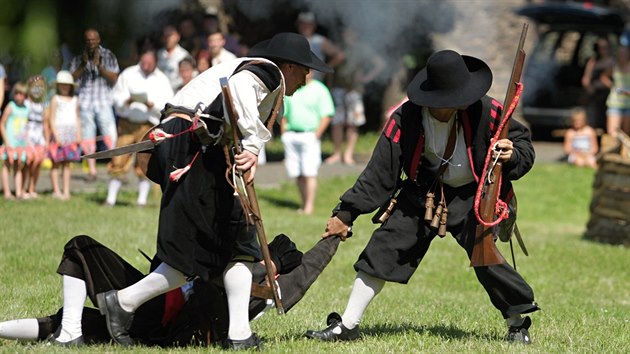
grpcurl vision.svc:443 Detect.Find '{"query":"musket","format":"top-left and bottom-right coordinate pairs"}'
top-left (220, 77), bottom-right (284, 314)
top-left (470, 23), bottom-right (528, 267)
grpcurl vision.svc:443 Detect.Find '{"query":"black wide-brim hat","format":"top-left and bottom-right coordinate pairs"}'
top-left (248, 32), bottom-right (333, 74)
top-left (407, 50), bottom-right (493, 108)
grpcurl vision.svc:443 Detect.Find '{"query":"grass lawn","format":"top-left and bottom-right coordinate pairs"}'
top-left (0, 161), bottom-right (628, 353)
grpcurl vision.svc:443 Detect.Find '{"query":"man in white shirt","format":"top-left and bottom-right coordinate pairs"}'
top-left (96, 32), bottom-right (333, 350)
top-left (207, 31), bottom-right (237, 67)
top-left (106, 49), bottom-right (173, 207)
top-left (157, 25), bottom-right (192, 91)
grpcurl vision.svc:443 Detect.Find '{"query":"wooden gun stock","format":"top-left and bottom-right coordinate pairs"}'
top-left (470, 23), bottom-right (528, 267)
top-left (220, 77), bottom-right (285, 314)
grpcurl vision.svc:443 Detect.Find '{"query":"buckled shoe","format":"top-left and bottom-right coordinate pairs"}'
top-left (506, 316), bottom-right (532, 344)
top-left (221, 332), bottom-right (263, 350)
top-left (96, 290), bottom-right (135, 346)
top-left (304, 312), bottom-right (360, 341)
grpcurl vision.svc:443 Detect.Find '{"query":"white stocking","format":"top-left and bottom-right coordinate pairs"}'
top-left (341, 270), bottom-right (385, 329)
top-left (117, 262), bottom-right (187, 312)
top-left (0, 318), bottom-right (39, 340)
top-left (223, 261), bottom-right (253, 340)
top-left (105, 178), bottom-right (122, 205)
top-left (137, 179), bottom-right (151, 206)
top-left (57, 275), bottom-right (86, 341)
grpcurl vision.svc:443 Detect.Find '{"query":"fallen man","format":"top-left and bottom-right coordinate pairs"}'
top-left (0, 233), bottom-right (340, 348)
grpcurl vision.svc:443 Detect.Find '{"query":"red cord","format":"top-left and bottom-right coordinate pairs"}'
top-left (474, 82), bottom-right (524, 227)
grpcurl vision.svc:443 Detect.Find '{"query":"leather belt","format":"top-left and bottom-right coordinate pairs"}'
top-left (162, 112), bottom-right (193, 124)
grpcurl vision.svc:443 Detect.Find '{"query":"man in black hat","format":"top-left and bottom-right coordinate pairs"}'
top-left (94, 32), bottom-right (332, 350)
top-left (305, 50), bottom-right (538, 344)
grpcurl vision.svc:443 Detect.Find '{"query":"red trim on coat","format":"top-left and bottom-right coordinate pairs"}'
top-left (393, 129), bottom-right (401, 143)
top-left (490, 99), bottom-right (502, 133)
top-left (385, 117), bottom-right (396, 138)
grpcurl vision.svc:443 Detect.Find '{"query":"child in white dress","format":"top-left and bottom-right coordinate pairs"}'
top-left (49, 71), bottom-right (81, 200)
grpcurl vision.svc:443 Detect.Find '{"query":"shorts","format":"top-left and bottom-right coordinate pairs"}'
top-left (281, 131), bottom-right (321, 178)
top-left (606, 107), bottom-right (630, 116)
top-left (331, 88), bottom-right (366, 127)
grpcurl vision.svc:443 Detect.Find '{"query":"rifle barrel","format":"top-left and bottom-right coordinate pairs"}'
top-left (470, 23), bottom-right (528, 267)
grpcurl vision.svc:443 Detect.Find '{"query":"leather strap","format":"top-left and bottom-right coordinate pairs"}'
top-left (435, 118), bottom-right (459, 179)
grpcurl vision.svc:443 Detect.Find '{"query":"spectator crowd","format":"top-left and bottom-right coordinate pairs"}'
top-left (0, 11), bottom-right (382, 212)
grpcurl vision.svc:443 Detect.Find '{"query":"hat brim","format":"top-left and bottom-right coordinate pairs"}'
top-left (407, 55), bottom-right (492, 108)
top-left (53, 80), bottom-right (79, 87)
top-left (249, 39), bottom-right (333, 74)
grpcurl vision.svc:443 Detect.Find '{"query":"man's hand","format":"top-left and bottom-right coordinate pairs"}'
top-left (260, 259), bottom-right (278, 283)
top-left (322, 216), bottom-right (352, 241)
top-left (493, 138), bottom-right (514, 162)
top-left (235, 149), bottom-right (258, 182)
top-left (81, 50), bottom-right (89, 67)
top-left (92, 49), bottom-right (101, 67)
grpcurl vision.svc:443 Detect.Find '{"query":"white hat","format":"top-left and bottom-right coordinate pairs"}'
top-left (54, 70), bottom-right (77, 86)
top-left (297, 12), bottom-right (316, 23)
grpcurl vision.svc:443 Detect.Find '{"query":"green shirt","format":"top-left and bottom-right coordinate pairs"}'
top-left (607, 67), bottom-right (630, 109)
top-left (283, 79), bottom-right (335, 132)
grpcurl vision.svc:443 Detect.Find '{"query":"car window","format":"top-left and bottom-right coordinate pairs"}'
top-left (579, 32), bottom-right (618, 65)
top-left (556, 31), bottom-right (580, 65)
top-left (531, 31), bottom-right (560, 62)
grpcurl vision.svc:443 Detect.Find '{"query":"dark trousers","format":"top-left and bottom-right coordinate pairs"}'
top-left (354, 183), bottom-right (539, 319)
top-left (52, 235), bottom-right (167, 344)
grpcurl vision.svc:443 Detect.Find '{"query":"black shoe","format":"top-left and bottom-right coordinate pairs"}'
top-left (506, 316), bottom-right (532, 344)
top-left (96, 290), bottom-right (135, 346)
top-left (46, 333), bottom-right (85, 347)
top-left (221, 333), bottom-right (263, 350)
top-left (304, 312), bottom-right (360, 341)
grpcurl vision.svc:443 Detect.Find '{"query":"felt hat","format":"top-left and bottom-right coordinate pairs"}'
top-left (54, 70), bottom-right (78, 87)
top-left (407, 50), bottom-right (492, 108)
top-left (248, 32), bottom-right (333, 73)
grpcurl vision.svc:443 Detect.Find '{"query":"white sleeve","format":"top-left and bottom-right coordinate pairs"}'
top-left (149, 74), bottom-right (174, 117)
top-left (227, 71), bottom-right (272, 156)
top-left (112, 70), bottom-right (131, 117)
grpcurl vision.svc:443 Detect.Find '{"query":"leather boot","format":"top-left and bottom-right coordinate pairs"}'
top-left (506, 316), bottom-right (532, 344)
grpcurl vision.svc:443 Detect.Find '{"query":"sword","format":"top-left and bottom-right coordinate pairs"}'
top-left (82, 139), bottom-right (156, 159)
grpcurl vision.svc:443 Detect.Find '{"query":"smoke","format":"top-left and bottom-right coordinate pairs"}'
top-left (101, 0), bottom-right (182, 36)
top-left (296, 0), bottom-right (454, 47)
top-left (233, 0), bottom-right (457, 86)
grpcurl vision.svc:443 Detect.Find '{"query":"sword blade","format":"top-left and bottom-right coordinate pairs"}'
top-left (514, 224), bottom-right (529, 256)
top-left (82, 140), bottom-right (155, 159)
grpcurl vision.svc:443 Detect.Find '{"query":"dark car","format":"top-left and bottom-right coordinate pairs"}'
top-left (515, 2), bottom-right (625, 139)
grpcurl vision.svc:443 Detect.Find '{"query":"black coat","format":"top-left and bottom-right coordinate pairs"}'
top-left (335, 96), bottom-right (535, 224)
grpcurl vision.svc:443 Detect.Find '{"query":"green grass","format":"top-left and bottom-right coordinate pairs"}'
top-left (265, 131), bottom-right (381, 162)
top-left (0, 162), bottom-right (628, 353)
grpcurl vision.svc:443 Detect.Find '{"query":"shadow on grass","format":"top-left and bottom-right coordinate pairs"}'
top-left (362, 322), bottom-right (500, 341)
top-left (259, 194), bottom-right (301, 210)
top-left (285, 322), bottom-right (502, 342)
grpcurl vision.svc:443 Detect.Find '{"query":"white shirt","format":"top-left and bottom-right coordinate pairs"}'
top-left (112, 64), bottom-right (174, 125)
top-left (169, 57), bottom-right (284, 156)
top-left (421, 107), bottom-right (475, 187)
top-left (212, 48), bottom-right (237, 67)
top-left (157, 44), bottom-right (191, 91)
